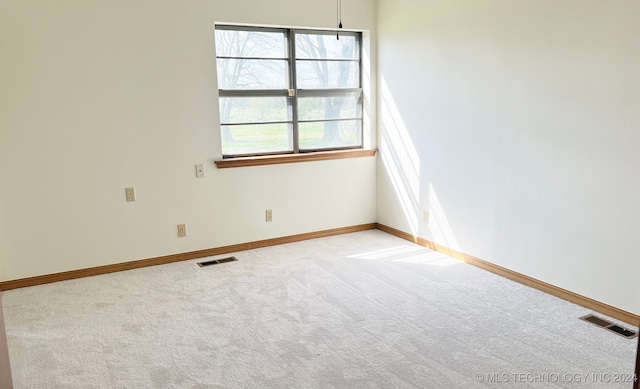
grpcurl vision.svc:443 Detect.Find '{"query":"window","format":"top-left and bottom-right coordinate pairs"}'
top-left (215, 26), bottom-right (363, 158)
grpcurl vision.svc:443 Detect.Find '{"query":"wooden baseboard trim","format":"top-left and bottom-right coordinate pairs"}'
top-left (5, 221), bottom-right (636, 326)
top-left (0, 223), bottom-right (377, 292)
top-left (376, 223), bottom-right (640, 326)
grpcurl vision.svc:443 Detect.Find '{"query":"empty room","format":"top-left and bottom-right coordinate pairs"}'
top-left (0, 0), bottom-right (638, 388)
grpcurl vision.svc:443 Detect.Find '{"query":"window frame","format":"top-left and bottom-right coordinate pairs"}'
top-left (215, 25), bottom-right (364, 159)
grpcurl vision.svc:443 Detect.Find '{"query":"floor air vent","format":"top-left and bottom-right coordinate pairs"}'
top-left (197, 257), bottom-right (238, 267)
top-left (580, 314), bottom-right (638, 339)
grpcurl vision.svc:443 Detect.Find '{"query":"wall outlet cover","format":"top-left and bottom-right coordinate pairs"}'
top-left (195, 163), bottom-right (205, 178)
top-left (177, 224), bottom-right (187, 237)
top-left (125, 187), bottom-right (136, 202)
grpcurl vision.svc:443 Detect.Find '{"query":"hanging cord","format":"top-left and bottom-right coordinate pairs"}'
top-left (337, 0), bottom-right (343, 40)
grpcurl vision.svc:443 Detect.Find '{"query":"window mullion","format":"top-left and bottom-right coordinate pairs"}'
top-left (289, 29), bottom-right (300, 153)
top-left (296, 88), bottom-right (362, 97)
top-left (359, 32), bottom-right (364, 149)
top-left (219, 89), bottom-right (289, 97)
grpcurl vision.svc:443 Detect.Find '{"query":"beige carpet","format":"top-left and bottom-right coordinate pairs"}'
top-left (2, 230), bottom-right (637, 388)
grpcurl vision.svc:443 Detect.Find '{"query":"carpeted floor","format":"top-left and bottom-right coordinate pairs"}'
top-left (2, 230), bottom-right (637, 388)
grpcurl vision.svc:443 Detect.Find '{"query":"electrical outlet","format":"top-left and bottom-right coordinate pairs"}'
top-left (195, 163), bottom-right (205, 178)
top-left (177, 224), bottom-right (187, 237)
top-left (423, 211), bottom-right (430, 223)
top-left (125, 187), bottom-right (136, 202)
top-left (265, 209), bottom-right (273, 222)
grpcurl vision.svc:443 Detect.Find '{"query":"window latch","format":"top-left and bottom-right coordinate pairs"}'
top-left (287, 89), bottom-right (296, 97)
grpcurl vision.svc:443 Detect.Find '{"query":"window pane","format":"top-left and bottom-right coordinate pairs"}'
top-left (222, 123), bottom-right (293, 155)
top-left (295, 33), bottom-right (359, 60)
top-left (296, 60), bottom-right (359, 89)
top-left (217, 59), bottom-right (288, 90)
top-left (297, 93), bottom-right (362, 121)
top-left (215, 29), bottom-right (287, 59)
top-left (219, 97), bottom-right (291, 124)
top-left (299, 120), bottom-right (362, 150)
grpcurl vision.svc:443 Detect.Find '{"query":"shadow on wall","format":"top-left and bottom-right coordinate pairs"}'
top-left (379, 76), bottom-right (460, 251)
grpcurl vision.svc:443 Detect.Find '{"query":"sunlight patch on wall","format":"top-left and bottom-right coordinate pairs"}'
top-left (428, 182), bottom-right (460, 251)
top-left (380, 76), bottom-right (420, 235)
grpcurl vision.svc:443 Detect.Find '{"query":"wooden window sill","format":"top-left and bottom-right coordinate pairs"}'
top-left (215, 149), bottom-right (377, 169)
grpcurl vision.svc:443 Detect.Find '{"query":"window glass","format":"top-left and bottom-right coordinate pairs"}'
top-left (297, 93), bottom-right (362, 122)
top-left (215, 30), bottom-right (288, 59)
top-left (219, 97), bottom-right (291, 124)
top-left (299, 120), bottom-right (362, 150)
top-left (296, 61), bottom-right (359, 89)
top-left (221, 123), bottom-right (293, 155)
top-left (295, 33), bottom-right (359, 60)
top-left (216, 59), bottom-right (289, 90)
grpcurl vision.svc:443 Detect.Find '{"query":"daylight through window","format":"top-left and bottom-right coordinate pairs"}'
top-left (215, 26), bottom-right (363, 157)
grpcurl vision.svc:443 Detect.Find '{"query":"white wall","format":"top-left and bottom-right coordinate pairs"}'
top-left (0, 0), bottom-right (377, 281)
top-left (377, 0), bottom-right (640, 314)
